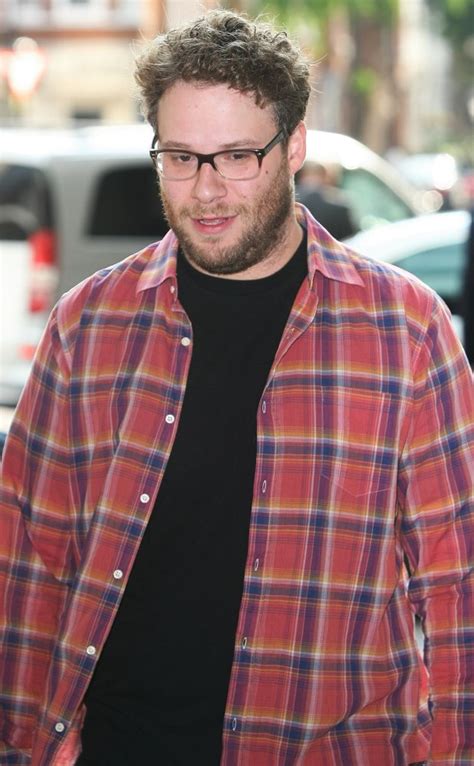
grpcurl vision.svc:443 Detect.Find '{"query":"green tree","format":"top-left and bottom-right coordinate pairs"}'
top-left (248, 0), bottom-right (397, 24)
top-left (427, 0), bottom-right (474, 152)
top-left (427, 0), bottom-right (473, 45)
top-left (247, 0), bottom-right (400, 151)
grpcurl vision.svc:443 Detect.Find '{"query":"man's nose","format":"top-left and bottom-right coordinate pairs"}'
top-left (191, 162), bottom-right (227, 203)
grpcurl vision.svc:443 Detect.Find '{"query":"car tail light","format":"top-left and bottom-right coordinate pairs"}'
top-left (28, 228), bottom-right (58, 313)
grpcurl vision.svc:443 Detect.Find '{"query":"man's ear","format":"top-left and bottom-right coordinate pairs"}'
top-left (287, 122), bottom-right (307, 175)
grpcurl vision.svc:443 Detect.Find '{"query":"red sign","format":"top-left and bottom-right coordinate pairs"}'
top-left (0, 38), bottom-right (46, 99)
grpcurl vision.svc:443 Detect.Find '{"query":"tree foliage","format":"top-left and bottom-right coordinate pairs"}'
top-left (427, 0), bottom-right (474, 46)
top-left (427, 0), bottom-right (474, 98)
top-left (248, 0), bottom-right (397, 27)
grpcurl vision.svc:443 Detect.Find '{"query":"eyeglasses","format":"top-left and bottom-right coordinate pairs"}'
top-left (149, 130), bottom-right (285, 181)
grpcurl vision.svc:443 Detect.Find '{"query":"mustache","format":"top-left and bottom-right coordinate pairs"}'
top-left (181, 206), bottom-right (243, 218)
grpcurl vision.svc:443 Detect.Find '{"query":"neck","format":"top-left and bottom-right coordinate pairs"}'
top-left (247, 218), bottom-right (303, 279)
top-left (219, 215), bottom-right (303, 281)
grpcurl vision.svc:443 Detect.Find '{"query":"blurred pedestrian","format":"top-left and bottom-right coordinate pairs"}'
top-left (1, 10), bottom-right (472, 766)
top-left (296, 160), bottom-right (358, 239)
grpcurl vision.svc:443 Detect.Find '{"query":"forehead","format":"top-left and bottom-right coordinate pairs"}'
top-left (156, 81), bottom-right (276, 146)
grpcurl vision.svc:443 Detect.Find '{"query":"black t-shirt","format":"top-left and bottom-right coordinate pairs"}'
top-left (80, 233), bottom-right (308, 766)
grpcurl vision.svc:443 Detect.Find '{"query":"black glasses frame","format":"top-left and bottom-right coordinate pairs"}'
top-left (149, 129), bottom-right (286, 179)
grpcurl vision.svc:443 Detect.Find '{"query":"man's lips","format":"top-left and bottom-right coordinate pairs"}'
top-left (191, 214), bottom-right (237, 233)
top-left (197, 217), bottom-right (229, 226)
top-left (192, 214), bottom-right (236, 222)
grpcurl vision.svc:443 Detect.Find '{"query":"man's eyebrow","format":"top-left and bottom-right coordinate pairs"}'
top-left (159, 138), bottom-right (259, 151)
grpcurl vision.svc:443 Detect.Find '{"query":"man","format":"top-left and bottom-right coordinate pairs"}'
top-left (0, 10), bottom-right (472, 766)
top-left (296, 160), bottom-right (358, 240)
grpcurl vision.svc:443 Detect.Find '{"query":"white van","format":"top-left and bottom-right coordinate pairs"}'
top-left (0, 123), bottom-right (423, 406)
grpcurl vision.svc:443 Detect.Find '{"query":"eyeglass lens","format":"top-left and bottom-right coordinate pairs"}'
top-left (156, 150), bottom-right (261, 180)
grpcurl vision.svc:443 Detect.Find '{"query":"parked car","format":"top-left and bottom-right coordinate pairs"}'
top-left (0, 123), bottom-right (426, 405)
top-left (344, 210), bottom-right (471, 343)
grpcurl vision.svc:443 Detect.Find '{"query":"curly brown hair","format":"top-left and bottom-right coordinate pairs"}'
top-left (134, 9), bottom-right (311, 139)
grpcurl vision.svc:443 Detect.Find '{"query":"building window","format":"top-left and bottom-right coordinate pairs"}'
top-left (71, 108), bottom-right (102, 122)
top-left (51, 0), bottom-right (108, 25)
top-left (48, 0), bottom-right (139, 26)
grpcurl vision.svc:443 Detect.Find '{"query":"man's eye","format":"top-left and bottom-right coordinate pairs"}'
top-left (223, 151), bottom-right (253, 163)
top-left (170, 153), bottom-right (193, 164)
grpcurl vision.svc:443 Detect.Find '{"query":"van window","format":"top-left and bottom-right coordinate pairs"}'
top-left (0, 164), bottom-right (53, 240)
top-left (341, 168), bottom-right (413, 229)
top-left (87, 166), bottom-right (169, 239)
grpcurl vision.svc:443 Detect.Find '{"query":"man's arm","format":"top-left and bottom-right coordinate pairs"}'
top-left (0, 305), bottom-right (77, 764)
top-left (399, 297), bottom-right (473, 765)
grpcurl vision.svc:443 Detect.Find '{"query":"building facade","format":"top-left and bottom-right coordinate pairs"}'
top-left (0, 0), bottom-right (213, 126)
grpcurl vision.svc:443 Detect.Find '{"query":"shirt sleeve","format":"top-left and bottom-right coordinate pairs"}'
top-left (0, 304), bottom-right (77, 763)
top-left (398, 297), bottom-right (474, 765)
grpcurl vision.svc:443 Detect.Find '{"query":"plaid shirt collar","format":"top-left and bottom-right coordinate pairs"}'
top-left (136, 203), bottom-right (364, 296)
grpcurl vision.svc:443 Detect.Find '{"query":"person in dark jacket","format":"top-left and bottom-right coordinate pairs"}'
top-left (296, 160), bottom-right (358, 239)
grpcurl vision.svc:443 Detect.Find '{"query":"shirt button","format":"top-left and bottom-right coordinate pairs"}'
top-left (231, 717), bottom-right (238, 732)
top-left (253, 558), bottom-right (260, 572)
top-left (113, 569), bottom-right (123, 580)
top-left (261, 479), bottom-right (267, 494)
top-left (54, 722), bottom-right (65, 733)
top-left (86, 645), bottom-right (96, 656)
top-left (140, 493), bottom-right (150, 503)
top-left (261, 400), bottom-right (267, 414)
top-left (170, 285), bottom-right (176, 294)
top-left (241, 636), bottom-right (248, 650)
top-left (165, 414), bottom-right (175, 424)
top-left (181, 336), bottom-right (191, 347)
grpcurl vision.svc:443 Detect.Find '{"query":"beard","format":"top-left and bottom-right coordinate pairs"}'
top-left (159, 160), bottom-right (294, 276)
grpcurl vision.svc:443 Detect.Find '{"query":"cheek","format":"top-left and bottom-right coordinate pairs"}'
top-left (232, 177), bottom-right (270, 202)
top-left (161, 182), bottom-right (180, 201)
top-left (160, 183), bottom-right (192, 212)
